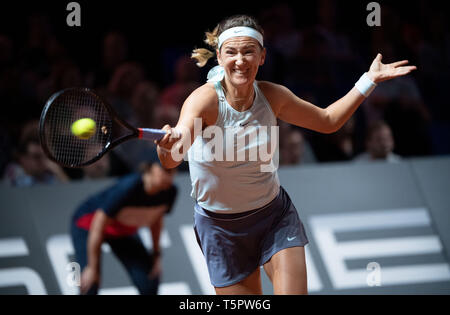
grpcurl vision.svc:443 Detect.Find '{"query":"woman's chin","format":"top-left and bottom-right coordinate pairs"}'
top-left (229, 74), bottom-right (253, 86)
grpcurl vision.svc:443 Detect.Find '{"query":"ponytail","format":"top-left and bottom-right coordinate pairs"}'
top-left (191, 48), bottom-right (215, 67)
top-left (191, 26), bottom-right (219, 68)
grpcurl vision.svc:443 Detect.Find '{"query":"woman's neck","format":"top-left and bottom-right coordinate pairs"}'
top-left (221, 79), bottom-right (255, 111)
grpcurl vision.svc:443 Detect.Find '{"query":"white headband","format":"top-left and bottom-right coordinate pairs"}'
top-left (218, 26), bottom-right (264, 49)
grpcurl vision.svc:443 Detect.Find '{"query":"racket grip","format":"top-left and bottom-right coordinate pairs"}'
top-left (138, 128), bottom-right (167, 141)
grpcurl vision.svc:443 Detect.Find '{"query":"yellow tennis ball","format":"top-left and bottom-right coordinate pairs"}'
top-left (71, 118), bottom-right (96, 140)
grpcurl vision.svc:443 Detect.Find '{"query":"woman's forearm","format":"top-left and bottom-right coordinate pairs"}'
top-left (87, 210), bottom-right (107, 270)
top-left (150, 216), bottom-right (163, 254)
top-left (87, 228), bottom-right (104, 271)
top-left (157, 146), bottom-right (182, 169)
top-left (325, 87), bottom-right (366, 133)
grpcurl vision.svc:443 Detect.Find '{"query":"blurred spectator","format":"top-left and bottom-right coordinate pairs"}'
top-left (20, 14), bottom-right (67, 98)
top-left (103, 32), bottom-right (128, 73)
top-left (258, 3), bottom-right (303, 82)
top-left (107, 61), bottom-right (146, 124)
top-left (0, 34), bottom-right (18, 124)
top-left (278, 121), bottom-right (316, 166)
top-left (1, 34), bottom-right (35, 126)
top-left (153, 105), bottom-right (179, 129)
top-left (108, 61), bottom-right (146, 102)
top-left (131, 80), bottom-right (160, 127)
top-left (310, 116), bottom-right (356, 162)
top-left (398, 6), bottom-right (450, 155)
top-left (361, 74), bottom-right (432, 157)
top-left (87, 31), bottom-right (129, 89)
top-left (384, 98), bottom-right (432, 157)
top-left (0, 124), bottom-right (12, 176)
top-left (314, 0), bottom-right (366, 97)
top-left (159, 56), bottom-right (200, 110)
top-left (0, 34), bottom-right (13, 71)
top-left (36, 59), bottom-right (83, 103)
top-left (2, 120), bottom-right (69, 186)
top-left (104, 62), bottom-right (162, 171)
top-left (354, 120), bottom-right (401, 163)
top-left (22, 14), bottom-right (56, 72)
top-left (82, 155), bottom-right (111, 180)
top-left (315, 0), bottom-right (354, 60)
top-left (281, 27), bottom-right (338, 106)
top-left (81, 152), bottom-right (131, 180)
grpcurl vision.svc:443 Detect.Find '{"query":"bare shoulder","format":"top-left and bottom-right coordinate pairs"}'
top-left (188, 82), bottom-right (216, 101)
top-left (257, 80), bottom-right (290, 96)
top-left (257, 81), bottom-right (292, 115)
top-left (180, 82), bottom-right (218, 126)
top-left (184, 83), bottom-right (217, 110)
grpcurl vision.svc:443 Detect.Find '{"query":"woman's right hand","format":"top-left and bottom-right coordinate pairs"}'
top-left (155, 124), bottom-right (182, 153)
top-left (80, 265), bottom-right (100, 294)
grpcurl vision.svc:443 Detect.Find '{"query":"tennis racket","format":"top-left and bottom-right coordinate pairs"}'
top-left (39, 87), bottom-right (166, 168)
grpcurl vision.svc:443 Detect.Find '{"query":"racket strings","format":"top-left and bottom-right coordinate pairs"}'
top-left (43, 89), bottom-right (112, 167)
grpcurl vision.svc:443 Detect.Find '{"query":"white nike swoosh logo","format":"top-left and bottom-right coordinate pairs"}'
top-left (287, 236), bottom-right (297, 241)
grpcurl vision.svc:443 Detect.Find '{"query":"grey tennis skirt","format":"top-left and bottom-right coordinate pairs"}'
top-left (193, 186), bottom-right (309, 288)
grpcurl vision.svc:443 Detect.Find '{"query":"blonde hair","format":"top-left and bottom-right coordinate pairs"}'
top-left (191, 15), bottom-right (264, 68)
top-left (191, 26), bottom-right (219, 67)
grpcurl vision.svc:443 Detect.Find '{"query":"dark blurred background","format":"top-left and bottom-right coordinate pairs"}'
top-left (1, 0), bottom-right (449, 186)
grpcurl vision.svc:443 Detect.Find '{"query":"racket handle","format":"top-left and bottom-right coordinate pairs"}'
top-left (138, 128), bottom-right (166, 141)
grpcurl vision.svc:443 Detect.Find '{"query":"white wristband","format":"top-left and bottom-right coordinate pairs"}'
top-left (355, 72), bottom-right (377, 97)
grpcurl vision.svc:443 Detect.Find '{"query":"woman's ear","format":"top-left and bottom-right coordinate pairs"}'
top-left (216, 49), bottom-right (222, 66)
top-left (259, 47), bottom-right (267, 66)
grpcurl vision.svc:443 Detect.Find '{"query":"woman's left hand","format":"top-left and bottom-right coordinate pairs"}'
top-left (367, 53), bottom-right (417, 83)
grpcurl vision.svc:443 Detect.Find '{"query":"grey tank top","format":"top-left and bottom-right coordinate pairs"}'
top-left (187, 80), bottom-right (280, 213)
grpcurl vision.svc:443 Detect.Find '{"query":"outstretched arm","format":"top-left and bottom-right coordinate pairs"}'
top-left (273, 53), bottom-right (417, 133)
top-left (325, 53), bottom-right (417, 132)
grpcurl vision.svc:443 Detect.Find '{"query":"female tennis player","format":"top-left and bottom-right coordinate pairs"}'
top-left (156, 15), bottom-right (416, 295)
